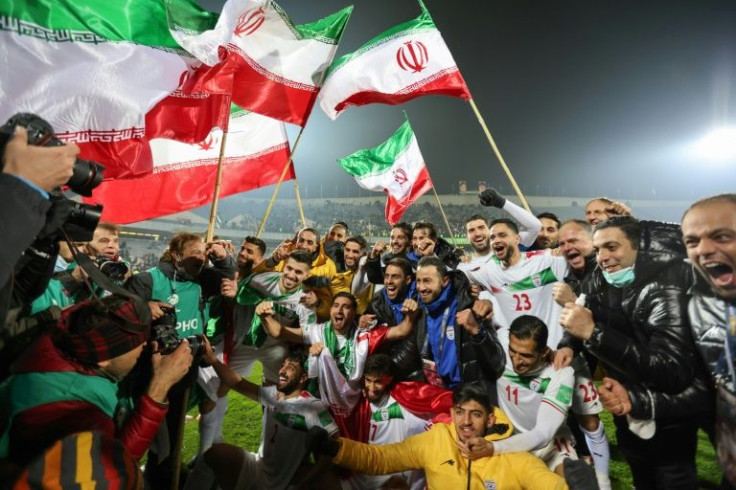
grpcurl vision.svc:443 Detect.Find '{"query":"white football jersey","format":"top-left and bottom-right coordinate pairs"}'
top-left (496, 364), bottom-right (575, 433)
top-left (258, 387), bottom-right (338, 490)
top-left (346, 394), bottom-right (429, 490)
top-left (233, 272), bottom-right (316, 344)
top-left (463, 251), bottom-right (569, 349)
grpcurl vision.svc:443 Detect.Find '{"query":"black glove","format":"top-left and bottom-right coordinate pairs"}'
top-left (478, 187), bottom-right (506, 208)
top-left (563, 459), bottom-right (599, 490)
top-left (305, 426), bottom-right (340, 458)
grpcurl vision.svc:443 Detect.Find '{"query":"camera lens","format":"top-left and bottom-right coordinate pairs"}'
top-left (68, 159), bottom-right (105, 197)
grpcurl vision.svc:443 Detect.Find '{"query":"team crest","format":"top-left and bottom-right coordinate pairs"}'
top-left (446, 325), bottom-right (455, 341)
top-left (484, 480), bottom-right (497, 490)
top-left (531, 273), bottom-right (542, 288)
top-left (381, 409), bottom-right (389, 421)
top-left (529, 378), bottom-right (541, 392)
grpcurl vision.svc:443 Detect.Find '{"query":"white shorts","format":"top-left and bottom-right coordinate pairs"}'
top-left (532, 425), bottom-right (578, 471)
top-left (228, 336), bottom-right (288, 384)
top-left (571, 354), bottom-right (603, 416)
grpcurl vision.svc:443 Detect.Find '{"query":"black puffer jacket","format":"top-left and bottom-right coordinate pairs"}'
top-left (376, 270), bottom-right (505, 395)
top-left (364, 237), bottom-right (460, 285)
top-left (582, 221), bottom-right (699, 398)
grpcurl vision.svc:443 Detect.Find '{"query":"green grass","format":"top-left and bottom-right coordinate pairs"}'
top-left (182, 364), bottom-right (723, 489)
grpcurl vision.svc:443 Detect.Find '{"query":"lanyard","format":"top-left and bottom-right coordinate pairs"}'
top-left (422, 307), bottom-right (452, 361)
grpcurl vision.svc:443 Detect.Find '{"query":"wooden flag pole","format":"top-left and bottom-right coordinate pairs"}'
top-left (293, 179), bottom-right (307, 228)
top-left (431, 186), bottom-right (456, 244)
top-left (467, 98), bottom-right (531, 212)
top-left (206, 130), bottom-right (229, 242)
top-left (256, 125), bottom-right (306, 238)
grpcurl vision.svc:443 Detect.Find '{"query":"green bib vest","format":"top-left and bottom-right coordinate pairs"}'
top-left (149, 268), bottom-right (207, 337)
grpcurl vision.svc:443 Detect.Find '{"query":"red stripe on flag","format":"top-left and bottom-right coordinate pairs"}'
top-left (385, 165), bottom-right (433, 225)
top-left (76, 93), bottom-right (231, 181)
top-left (333, 69), bottom-right (470, 116)
top-left (216, 46), bottom-right (318, 127)
top-left (87, 147), bottom-right (292, 224)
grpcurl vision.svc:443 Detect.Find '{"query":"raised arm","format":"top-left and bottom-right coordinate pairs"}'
top-left (256, 301), bottom-right (304, 344)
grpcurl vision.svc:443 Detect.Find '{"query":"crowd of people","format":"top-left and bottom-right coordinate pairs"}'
top-left (1, 123), bottom-right (733, 490)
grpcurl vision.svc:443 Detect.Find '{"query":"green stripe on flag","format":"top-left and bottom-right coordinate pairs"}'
top-left (286, 5), bottom-right (353, 44)
top-left (506, 267), bottom-right (558, 292)
top-left (338, 119), bottom-right (415, 178)
top-left (326, 8), bottom-right (435, 76)
top-left (1, 0), bottom-right (217, 48)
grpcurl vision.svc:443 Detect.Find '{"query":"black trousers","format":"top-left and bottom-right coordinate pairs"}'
top-left (614, 415), bottom-right (699, 490)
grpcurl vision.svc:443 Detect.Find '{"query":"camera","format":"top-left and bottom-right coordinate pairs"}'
top-left (0, 113), bottom-right (105, 243)
top-left (95, 256), bottom-right (129, 285)
top-left (151, 306), bottom-right (205, 358)
top-left (0, 113), bottom-right (104, 197)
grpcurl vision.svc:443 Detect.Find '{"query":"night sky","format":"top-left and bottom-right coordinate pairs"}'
top-left (202, 0), bottom-right (736, 202)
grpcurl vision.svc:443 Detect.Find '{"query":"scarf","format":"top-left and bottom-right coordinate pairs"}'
top-left (422, 282), bottom-right (461, 387)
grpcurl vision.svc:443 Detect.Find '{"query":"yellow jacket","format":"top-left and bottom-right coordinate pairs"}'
top-left (329, 269), bottom-right (373, 314)
top-left (334, 414), bottom-right (567, 490)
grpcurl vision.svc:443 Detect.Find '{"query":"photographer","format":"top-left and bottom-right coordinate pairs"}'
top-left (125, 231), bottom-right (235, 487)
top-left (29, 222), bottom-right (129, 314)
top-left (0, 125), bottom-right (77, 322)
top-left (0, 295), bottom-right (193, 481)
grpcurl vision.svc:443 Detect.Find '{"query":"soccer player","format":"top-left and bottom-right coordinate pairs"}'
top-left (494, 316), bottom-right (577, 475)
top-left (185, 347), bottom-right (339, 490)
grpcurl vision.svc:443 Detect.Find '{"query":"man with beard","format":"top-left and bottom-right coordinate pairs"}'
top-left (531, 212), bottom-right (561, 250)
top-left (364, 257), bottom-right (423, 380)
top-left (313, 384), bottom-right (575, 489)
top-left (492, 316), bottom-right (579, 475)
top-left (255, 227), bottom-right (336, 321)
top-left (185, 347), bottom-right (339, 490)
top-left (257, 292), bottom-right (419, 424)
top-left (409, 221), bottom-right (460, 269)
top-left (462, 218), bottom-right (611, 487)
top-left (415, 257), bottom-right (505, 393)
top-left (125, 232), bottom-right (236, 487)
top-left (329, 236), bottom-right (372, 314)
top-left (560, 216), bottom-right (701, 489)
top-left (365, 222), bottom-right (412, 285)
top-left (339, 353), bottom-right (454, 490)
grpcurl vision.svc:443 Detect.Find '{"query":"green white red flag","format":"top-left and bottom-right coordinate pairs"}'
top-left (86, 106), bottom-right (292, 224)
top-left (338, 118), bottom-right (433, 225)
top-left (0, 0), bottom-right (232, 179)
top-left (173, 0), bottom-right (353, 126)
top-left (319, 3), bottom-right (470, 120)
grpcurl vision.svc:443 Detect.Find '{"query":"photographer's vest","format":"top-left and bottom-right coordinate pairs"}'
top-left (149, 268), bottom-right (206, 337)
top-left (0, 371), bottom-right (118, 459)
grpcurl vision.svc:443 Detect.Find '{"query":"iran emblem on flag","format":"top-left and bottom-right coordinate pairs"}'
top-left (338, 118), bottom-right (433, 225)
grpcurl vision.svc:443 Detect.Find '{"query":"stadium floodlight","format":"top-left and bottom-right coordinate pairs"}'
top-left (692, 127), bottom-right (736, 163)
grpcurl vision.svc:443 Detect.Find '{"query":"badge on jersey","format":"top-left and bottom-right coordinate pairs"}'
top-left (484, 480), bottom-right (497, 490)
top-left (168, 293), bottom-right (179, 305)
top-left (446, 325), bottom-right (455, 341)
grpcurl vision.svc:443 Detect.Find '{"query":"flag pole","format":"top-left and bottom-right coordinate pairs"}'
top-left (467, 98), bottom-right (531, 212)
top-left (256, 128), bottom-right (304, 237)
top-left (293, 179), bottom-right (307, 227)
top-left (256, 13), bottom-right (353, 238)
top-left (431, 186), bottom-right (456, 244)
top-left (206, 129), bottom-right (229, 242)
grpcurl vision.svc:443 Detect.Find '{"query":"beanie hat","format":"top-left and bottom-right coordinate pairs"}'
top-left (54, 295), bottom-right (151, 365)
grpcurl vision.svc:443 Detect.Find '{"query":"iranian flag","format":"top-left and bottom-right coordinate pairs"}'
top-left (87, 106), bottom-right (292, 224)
top-left (338, 118), bottom-right (433, 225)
top-left (173, 0), bottom-right (353, 126)
top-left (0, 0), bottom-right (232, 180)
top-left (319, 2), bottom-right (470, 120)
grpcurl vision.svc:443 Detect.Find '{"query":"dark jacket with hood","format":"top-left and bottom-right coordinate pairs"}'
top-left (378, 269), bottom-right (505, 394)
top-left (582, 221), bottom-right (701, 418)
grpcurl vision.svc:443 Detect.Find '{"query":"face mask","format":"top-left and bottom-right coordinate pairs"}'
top-left (602, 266), bottom-right (635, 288)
